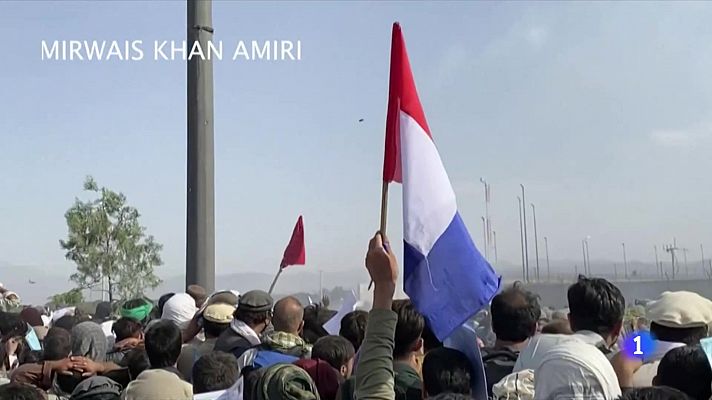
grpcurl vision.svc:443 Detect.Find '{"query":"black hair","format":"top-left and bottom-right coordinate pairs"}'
top-left (203, 319), bottom-right (230, 338)
top-left (123, 348), bottom-right (150, 380)
top-left (655, 345), bottom-right (712, 400)
top-left (0, 383), bottom-right (45, 400)
top-left (392, 300), bottom-right (425, 359)
top-left (618, 387), bottom-right (692, 400)
top-left (567, 275), bottom-right (625, 338)
top-left (20, 350), bottom-right (43, 365)
top-left (158, 293), bottom-right (175, 316)
top-left (312, 335), bottom-right (356, 370)
top-left (421, 320), bottom-right (443, 353)
top-left (234, 309), bottom-right (271, 328)
top-left (192, 352), bottom-right (240, 394)
top-left (54, 315), bottom-right (79, 332)
top-left (112, 317), bottom-right (143, 342)
top-left (422, 347), bottom-right (473, 397)
top-left (56, 371), bottom-right (85, 395)
top-left (0, 312), bottom-right (27, 339)
top-left (339, 310), bottom-right (368, 351)
top-left (302, 304), bottom-right (337, 345)
top-left (490, 285), bottom-right (541, 342)
top-left (43, 327), bottom-right (72, 361)
top-left (144, 320), bottom-right (182, 368)
top-left (650, 322), bottom-right (708, 346)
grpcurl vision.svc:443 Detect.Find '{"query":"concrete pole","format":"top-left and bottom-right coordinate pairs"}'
top-left (622, 242), bottom-right (628, 279)
top-left (531, 203), bottom-right (540, 281)
top-left (520, 184), bottom-right (529, 282)
top-left (544, 236), bottom-right (550, 281)
top-left (518, 196), bottom-right (526, 282)
top-left (186, 0), bottom-right (216, 293)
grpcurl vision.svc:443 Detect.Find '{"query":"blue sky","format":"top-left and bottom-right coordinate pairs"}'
top-left (2, 1), bottom-right (712, 281)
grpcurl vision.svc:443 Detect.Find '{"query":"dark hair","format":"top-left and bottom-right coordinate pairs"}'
top-left (144, 320), bottom-right (182, 368)
top-left (56, 371), bottom-right (85, 395)
top-left (312, 335), bottom-right (356, 370)
top-left (303, 304), bottom-right (337, 344)
top-left (0, 383), bottom-right (45, 400)
top-left (490, 285), bottom-right (541, 342)
top-left (192, 352), bottom-right (239, 394)
top-left (421, 320), bottom-right (443, 353)
top-left (339, 310), bottom-right (368, 351)
top-left (124, 348), bottom-right (150, 380)
top-left (650, 322), bottom-right (708, 346)
top-left (54, 315), bottom-right (79, 332)
top-left (422, 347), bottom-right (473, 396)
top-left (618, 387), bottom-right (692, 400)
top-left (567, 276), bottom-right (625, 338)
top-left (43, 327), bottom-right (72, 361)
top-left (20, 350), bottom-right (43, 365)
top-left (203, 319), bottom-right (230, 338)
top-left (112, 317), bottom-right (143, 342)
top-left (158, 293), bottom-right (175, 316)
top-left (655, 345), bottom-right (712, 400)
top-left (0, 312), bottom-right (27, 339)
top-left (392, 300), bottom-right (425, 358)
top-left (234, 309), bottom-right (271, 327)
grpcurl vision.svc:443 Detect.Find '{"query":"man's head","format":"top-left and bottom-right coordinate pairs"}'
top-left (618, 387), bottom-right (691, 400)
top-left (654, 345), bottom-right (712, 400)
top-left (192, 352), bottom-right (239, 394)
top-left (120, 299), bottom-right (154, 325)
top-left (392, 299), bottom-right (425, 360)
top-left (112, 317), bottom-right (143, 342)
top-left (0, 312), bottom-right (27, 341)
top-left (144, 320), bottom-right (182, 368)
top-left (0, 383), bottom-right (45, 400)
top-left (202, 303), bottom-right (235, 338)
top-left (54, 315), bottom-right (79, 332)
top-left (339, 310), bottom-right (368, 352)
top-left (541, 319), bottom-right (573, 335)
top-left (272, 296), bottom-right (304, 335)
top-left (235, 290), bottom-right (273, 334)
top-left (124, 348), bottom-right (150, 380)
top-left (567, 276), bottom-right (625, 345)
top-left (94, 302), bottom-right (113, 322)
top-left (647, 291), bottom-right (712, 345)
top-left (187, 285), bottom-right (208, 308)
top-left (43, 327), bottom-right (72, 361)
top-left (312, 335), bottom-right (356, 378)
top-left (422, 347), bottom-right (472, 397)
top-left (490, 285), bottom-right (541, 343)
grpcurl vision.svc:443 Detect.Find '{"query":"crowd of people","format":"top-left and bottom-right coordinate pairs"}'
top-left (1, 233), bottom-right (712, 399)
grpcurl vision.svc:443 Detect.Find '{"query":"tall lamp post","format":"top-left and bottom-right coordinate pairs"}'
top-left (531, 203), bottom-right (540, 281)
top-left (544, 236), bottom-right (551, 281)
top-left (518, 196), bottom-right (526, 282)
top-left (186, 0), bottom-right (216, 293)
top-left (520, 184), bottom-right (529, 282)
top-left (622, 242), bottom-right (628, 279)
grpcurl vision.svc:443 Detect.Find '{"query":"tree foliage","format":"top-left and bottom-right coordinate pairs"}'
top-left (50, 288), bottom-right (85, 308)
top-left (60, 176), bottom-right (163, 301)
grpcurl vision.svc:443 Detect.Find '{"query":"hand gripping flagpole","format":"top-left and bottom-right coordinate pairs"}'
top-left (368, 182), bottom-right (389, 291)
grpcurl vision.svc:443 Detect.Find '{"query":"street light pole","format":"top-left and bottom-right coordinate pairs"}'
top-left (531, 203), bottom-right (540, 281)
top-left (582, 240), bottom-right (587, 275)
top-left (186, 0), bottom-right (216, 293)
top-left (520, 184), bottom-right (529, 282)
top-left (481, 216), bottom-right (487, 259)
top-left (584, 238), bottom-right (591, 276)
top-left (544, 236), bottom-right (550, 281)
top-left (622, 242), bottom-right (628, 279)
top-left (654, 245), bottom-right (661, 278)
top-left (518, 196), bottom-right (526, 282)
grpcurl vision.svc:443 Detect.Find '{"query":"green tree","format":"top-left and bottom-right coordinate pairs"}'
top-left (50, 288), bottom-right (85, 308)
top-left (60, 176), bottom-right (163, 302)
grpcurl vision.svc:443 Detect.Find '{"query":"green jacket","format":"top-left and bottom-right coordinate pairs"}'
top-left (354, 309), bottom-right (397, 400)
top-left (393, 362), bottom-right (422, 400)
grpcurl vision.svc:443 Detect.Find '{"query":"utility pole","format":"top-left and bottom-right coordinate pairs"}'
top-left (582, 240), bottom-right (587, 276)
top-left (518, 196), bottom-right (526, 282)
top-left (664, 240), bottom-right (679, 280)
top-left (492, 230), bottom-right (498, 264)
top-left (682, 248), bottom-right (689, 277)
top-left (584, 238), bottom-right (591, 276)
top-left (654, 245), bottom-right (661, 279)
top-left (520, 184), bottom-right (529, 282)
top-left (481, 216), bottom-right (487, 259)
top-left (186, 0), bottom-right (216, 293)
top-left (622, 242), bottom-right (628, 279)
top-left (702, 244), bottom-right (706, 277)
top-left (480, 178), bottom-right (491, 259)
top-left (544, 236), bottom-right (550, 281)
top-left (531, 203), bottom-right (540, 281)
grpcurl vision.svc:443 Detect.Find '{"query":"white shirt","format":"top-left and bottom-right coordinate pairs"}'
top-left (514, 331), bottom-right (609, 372)
top-left (534, 339), bottom-right (622, 400)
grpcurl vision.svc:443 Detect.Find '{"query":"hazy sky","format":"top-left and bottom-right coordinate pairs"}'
top-left (2, 1), bottom-right (712, 280)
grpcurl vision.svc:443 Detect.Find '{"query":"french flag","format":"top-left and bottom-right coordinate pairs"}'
top-left (383, 23), bottom-right (501, 341)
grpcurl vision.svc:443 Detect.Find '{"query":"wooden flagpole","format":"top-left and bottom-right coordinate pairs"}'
top-left (369, 181), bottom-right (390, 290)
top-left (268, 267), bottom-right (283, 295)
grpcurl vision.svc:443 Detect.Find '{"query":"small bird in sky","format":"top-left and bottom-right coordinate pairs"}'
top-left (358, 118), bottom-right (364, 123)
top-left (28, 279), bottom-right (36, 284)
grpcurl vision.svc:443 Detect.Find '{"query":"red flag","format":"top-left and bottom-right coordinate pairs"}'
top-left (280, 216), bottom-right (305, 269)
top-left (382, 22), bottom-right (431, 183)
